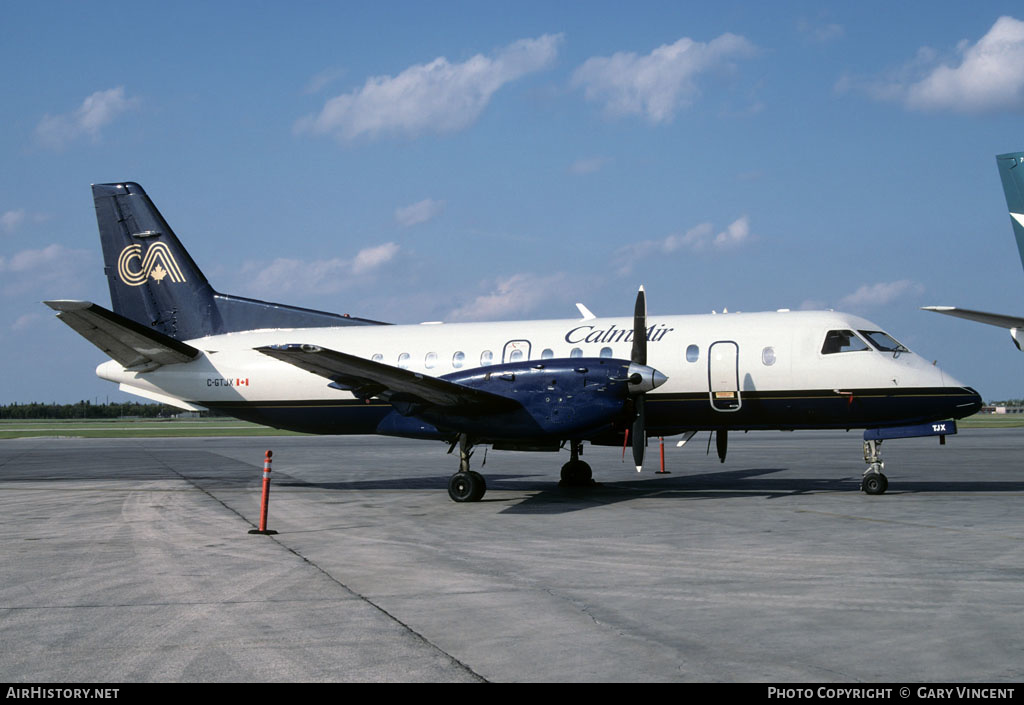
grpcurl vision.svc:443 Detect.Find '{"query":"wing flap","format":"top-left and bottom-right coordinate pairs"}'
top-left (44, 300), bottom-right (200, 369)
top-left (257, 344), bottom-right (520, 412)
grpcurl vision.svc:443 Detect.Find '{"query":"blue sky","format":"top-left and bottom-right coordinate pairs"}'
top-left (3, 1), bottom-right (1024, 404)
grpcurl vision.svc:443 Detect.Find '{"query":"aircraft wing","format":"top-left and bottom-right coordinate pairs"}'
top-left (44, 300), bottom-right (201, 369)
top-left (256, 344), bottom-right (521, 412)
top-left (921, 306), bottom-right (1024, 330)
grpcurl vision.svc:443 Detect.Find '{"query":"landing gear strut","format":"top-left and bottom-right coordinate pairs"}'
top-left (559, 440), bottom-right (594, 487)
top-left (448, 434), bottom-right (486, 502)
top-left (861, 439), bottom-right (889, 495)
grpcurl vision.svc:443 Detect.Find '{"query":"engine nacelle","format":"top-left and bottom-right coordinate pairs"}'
top-left (377, 357), bottom-right (666, 441)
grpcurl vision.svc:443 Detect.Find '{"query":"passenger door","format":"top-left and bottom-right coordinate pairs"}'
top-left (708, 340), bottom-right (741, 412)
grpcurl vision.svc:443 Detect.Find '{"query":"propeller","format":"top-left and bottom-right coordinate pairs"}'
top-left (628, 286), bottom-right (667, 472)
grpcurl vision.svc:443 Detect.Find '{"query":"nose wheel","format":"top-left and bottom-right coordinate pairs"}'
top-left (861, 440), bottom-right (889, 495)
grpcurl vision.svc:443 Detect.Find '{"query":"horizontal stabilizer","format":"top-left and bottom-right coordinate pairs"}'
top-left (44, 300), bottom-right (200, 369)
top-left (118, 383), bottom-right (205, 412)
top-left (257, 344), bottom-right (519, 412)
top-left (921, 306), bottom-right (1024, 330)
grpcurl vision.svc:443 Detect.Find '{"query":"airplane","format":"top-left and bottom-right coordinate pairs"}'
top-left (923, 151), bottom-right (1024, 348)
top-left (46, 182), bottom-right (982, 501)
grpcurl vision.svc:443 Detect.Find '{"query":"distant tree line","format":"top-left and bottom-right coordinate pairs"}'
top-left (0, 401), bottom-right (225, 419)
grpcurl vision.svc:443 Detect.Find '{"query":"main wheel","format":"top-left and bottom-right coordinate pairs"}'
top-left (448, 471), bottom-right (486, 502)
top-left (468, 471), bottom-right (487, 500)
top-left (862, 473), bottom-right (888, 495)
top-left (559, 460), bottom-right (593, 486)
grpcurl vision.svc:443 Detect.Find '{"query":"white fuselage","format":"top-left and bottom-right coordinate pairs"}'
top-left (98, 310), bottom-right (969, 430)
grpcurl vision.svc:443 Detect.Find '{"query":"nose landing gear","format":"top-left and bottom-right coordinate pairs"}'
top-left (861, 439), bottom-right (889, 495)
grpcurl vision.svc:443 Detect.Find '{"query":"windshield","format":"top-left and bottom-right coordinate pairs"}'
top-left (821, 330), bottom-right (870, 354)
top-left (859, 330), bottom-right (909, 354)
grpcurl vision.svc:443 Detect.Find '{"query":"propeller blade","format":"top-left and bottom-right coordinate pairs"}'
top-left (631, 285), bottom-right (647, 365)
top-left (632, 395), bottom-right (646, 471)
top-left (716, 429), bottom-right (728, 463)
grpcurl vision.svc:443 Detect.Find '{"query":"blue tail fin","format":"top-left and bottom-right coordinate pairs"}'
top-left (995, 152), bottom-right (1024, 273)
top-left (93, 182), bottom-right (385, 340)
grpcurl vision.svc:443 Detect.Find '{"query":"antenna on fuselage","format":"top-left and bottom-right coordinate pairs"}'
top-left (575, 303), bottom-right (597, 320)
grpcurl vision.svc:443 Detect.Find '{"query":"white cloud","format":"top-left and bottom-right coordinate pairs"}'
top-left (1, 210), bottom-right (48, 234)
top-left (303, 66), bottom-right (347, 95)
top-left (617, 216), bottom-right (752, 274)
top-left (797, 19), bottom-right (844, 44)
top-left (238, 242), bottom-right (400, 298)
top-left (395, 199), bottom-right (445, 227)
top-left (1, 243), bottom-right (77, 272)
top-left (35, 87), bottom-right (139, 149)
top-left (448, 272), bottom-right (565, 322)
top-left (569, 157), bottom-right (610, 175)
top-left (798, 299), bottom-right (828, 311)
top-left (247, 257), bottom-right (349, 296)
top-left (1, 210), bottom-right (25, 233)
top-left (711, 215), bottom-right (750, 249)
top-left (838, 280), bottom-right (924, 310)
top-left (0, 244), bottom-right (93, 295)
top-left (351, 242), bottom-right (399, 274)
top-left (866, 17), bottom-right (1024, 113)
top-left (907, 17), bottom-right (1024, 112)
top-left (572, 33), bottom-right (756, 123)
top-left (296, 34), bottom-right (562, 140)
top-left (12, 313), bottom-right (41, 331)
top-left (661, 222), bottom-right (715, 252)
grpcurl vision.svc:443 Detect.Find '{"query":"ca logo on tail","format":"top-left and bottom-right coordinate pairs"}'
top-left (117, 243), bottom-right (186, 286)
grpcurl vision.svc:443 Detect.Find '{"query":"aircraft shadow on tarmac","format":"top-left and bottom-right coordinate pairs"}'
top-left (9, 449), bottom-right (1023, 515)
top-left (274, 466), bottom-right (1024, 515)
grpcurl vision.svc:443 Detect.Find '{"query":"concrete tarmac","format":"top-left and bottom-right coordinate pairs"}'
top-left (1, 429), bottom-right (1022, 683)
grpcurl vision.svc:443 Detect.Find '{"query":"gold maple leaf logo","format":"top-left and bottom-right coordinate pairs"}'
top-left (150, 263), bottom-right (168, 283)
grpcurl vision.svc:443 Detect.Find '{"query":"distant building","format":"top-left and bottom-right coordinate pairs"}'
top-left (980, 405), bottom-right (1024, 415)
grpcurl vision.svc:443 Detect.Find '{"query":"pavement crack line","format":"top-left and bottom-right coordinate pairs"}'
top-left (145, 450), bottom-right (488, 683)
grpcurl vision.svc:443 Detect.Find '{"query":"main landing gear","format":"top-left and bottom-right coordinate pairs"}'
top-left (446, 436), bottom-right (595, 502)
top-left (448, 434), bottom-right (486, 502)
top-left (559, 440), bottom-right (594, 487)
top-left (861, 439), bottom-right (889, 495)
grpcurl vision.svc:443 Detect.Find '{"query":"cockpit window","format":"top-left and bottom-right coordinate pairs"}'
top-left (859, 330), bottom-right (908, 354)
top-left (821, 330), bottom-right (870, 355)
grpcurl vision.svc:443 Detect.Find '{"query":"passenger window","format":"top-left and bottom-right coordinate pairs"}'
top-left (398, 352), bottom-right (410, 368)
top-left (821, 330), bottom-right (870, 355)
top-left (452, 351), bottom-right (465, 369)
top-left (599, 347), bottom-right (612, 358)
top-left (425, 352), bottom-right (437, 369)
top-left (541, 348), bottom-right (554, 359)
top-left (762, 347), bottom-right (776, 366)
top-left (685, 344), bottom-right (699, 363)
top-left (371, 353), bottom-right (383, 362)
top-left (570, 347), bottom-right (583, 358)
top-left (480, 350), bottom-right (494, 366)
top-left (509, 349), bottom-right (524, 362)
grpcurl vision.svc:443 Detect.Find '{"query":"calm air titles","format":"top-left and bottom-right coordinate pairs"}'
top-left (564, 323), bottom-right (675, 345)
